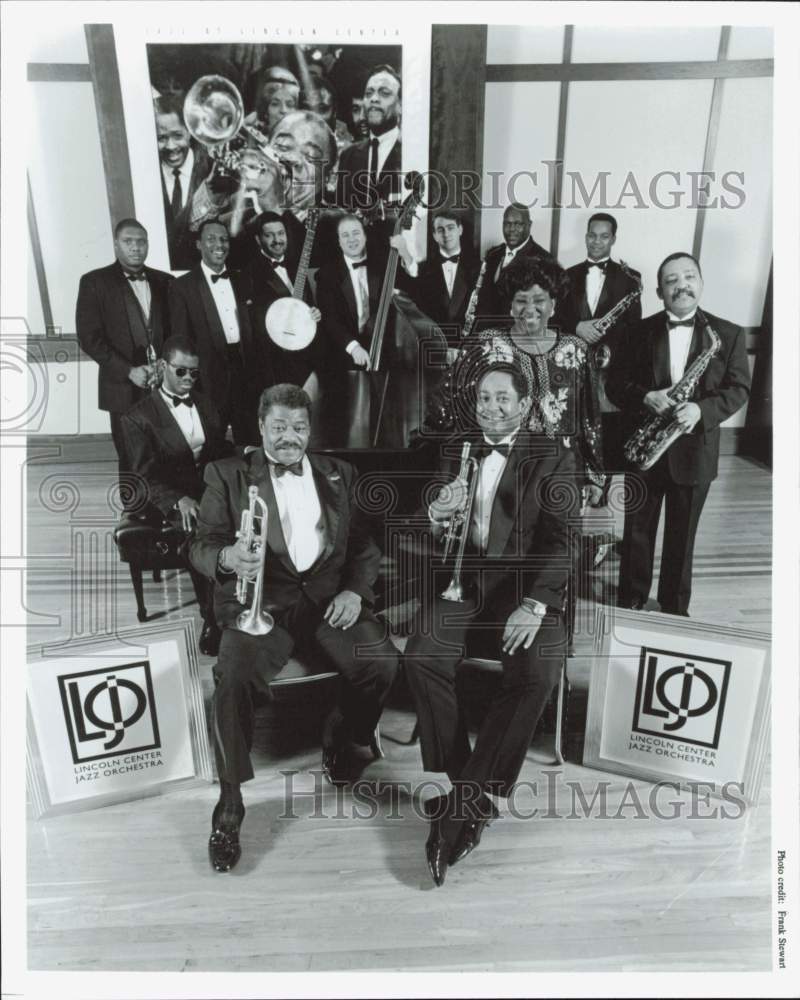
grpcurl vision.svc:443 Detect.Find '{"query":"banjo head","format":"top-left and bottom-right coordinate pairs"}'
top-left (265, 298), bottom-right (317, 351)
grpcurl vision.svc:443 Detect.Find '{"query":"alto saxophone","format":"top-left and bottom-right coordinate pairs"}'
top-left (587, 260), bottom-right (642, 369)
top-left (623, 310), bottom-right (721, 472)
top-left (461, 256), bottom-right (488, 339)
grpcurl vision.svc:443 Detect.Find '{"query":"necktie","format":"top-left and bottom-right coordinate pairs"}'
top-left (170, 394), bottom-right (194, 408)
top-left (126, 271), bottom-right (147, 281)
top-left (350, 259), bottom-right (368, 269)
top-left (442, 254), bottom-right (460, 264)
top-left (368, 137), bottom-right (379, 192)
top-left (474, 441), bottom-right (511, 460)
top-left (211, 271), bottom-right (231, 283)
top-left (171, 167), bottom-right (183, 216)
top-left (588, 260), bottom-right (609, 272)
top-left (272, 460), bottom-right (303, 477)
top-left (667, 316), bottom-right (694, 329)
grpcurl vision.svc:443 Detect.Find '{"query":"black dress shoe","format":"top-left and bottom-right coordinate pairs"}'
top-left (450, 798), bottom-right (500, 867)
top-left (208, 801), bottom-right (245, 873)
top-left (199, 620), bottom-right (221, 657)
top-left (426, 816), bottom-right (451, 887)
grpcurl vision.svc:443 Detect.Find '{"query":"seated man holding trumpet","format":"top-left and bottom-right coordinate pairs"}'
top-left (190, 383), bottom-right (399, 873)
top-left (403, 357), bottom-right (578, 887)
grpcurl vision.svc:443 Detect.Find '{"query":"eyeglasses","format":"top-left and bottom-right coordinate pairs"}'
top-left (166, 362), bottom-right (200, 379)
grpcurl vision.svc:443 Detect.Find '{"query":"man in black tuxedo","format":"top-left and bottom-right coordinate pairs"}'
top-left (404, 361), bottom-right (576, 886)
top-left (315, 213), bottom-right (396, 371)
top-left (336, 64), bottom-right (402, 216)
top-left (76, 218), bottom-right (173, 501)
top-left (475, 203), bottom-right (552, 323)
top-left (190, 383), bottom-right (400, 872)
top-left (154, 94), bottom-right (211, 270)
top-left (169, 220), bottom-right (266, 446)
top-left (396, 209), bottom-right (481, 347)
top-left (241, 211), bottom-right (323, 389)
top-left (608, 252), bottom-right (750, 616)
top-left (121, 336), bottom-right (231, 655)
top-left (565, 213), bottom-right (642, 469)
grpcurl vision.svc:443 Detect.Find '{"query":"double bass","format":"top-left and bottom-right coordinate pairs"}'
top-left (313, 173), bottom-right (436, 449)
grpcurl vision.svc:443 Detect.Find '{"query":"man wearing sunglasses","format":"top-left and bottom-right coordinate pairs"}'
top-left (121, 335), bottom-right (232, 655)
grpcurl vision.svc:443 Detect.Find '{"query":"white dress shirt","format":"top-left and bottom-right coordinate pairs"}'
top-left (161, 149), bottom-right (195, 212)
top-left (267, 453), bottom-right (325, 572)
top-left (126, 272), bottom-right (152, 320)
top-left (440, 252), bottom-right (458, 297)
top-left (200, 260), bottom-right (240, 345)
top-left (261, 249), bottom-right (293, 292)
top-left (585, 257), bottom-right (609, 315)
top-left (470, 432), bottom-right (518, 552)
top-left (496, 237), bottom-right (530, 280)
top-left (160, 388), bottom-right (205, 461)
top-left (666, 309), bottom-right (697, 384)
top-left (369, 125), bottom-right (400, 178)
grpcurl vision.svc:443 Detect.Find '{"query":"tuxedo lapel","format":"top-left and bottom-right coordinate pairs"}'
top-left (338, 259), bottom-right (359, 328)
top-left (246, 452), bottom-right (294, 571)
top-left (152, 390), bottom-right (195, 465)
top-left (685, 314), bottom-right (706, 371)
top-left (114, 266), bottom-right (149, 353)
top-left (652, 313), bottom-right (671, 388)
top-left (486, 442), bottom-right (524, 557)
top-left (308, 454), bottom-right (342, 564)
top-left (258, 255), bottom-right (293, 301)
top-left (593, 263), bottom-right (616, 318)
top-left (448, 260), bottom-right (469, 320)
top-left (573, 263), bottom-right (593, 321)
top-left (195, 269), bottom-right (230, 354)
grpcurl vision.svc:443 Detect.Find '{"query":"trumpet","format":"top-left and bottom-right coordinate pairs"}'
top-left (428, 442), bottom-right (480, 602)
top-left (234, 485), bottom-right (274, 635)
top-left (183, 75), bottom-right (283, 177)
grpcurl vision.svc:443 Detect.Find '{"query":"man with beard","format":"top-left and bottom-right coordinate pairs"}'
top-left (607, 252), bottom-right (750, 616)
top-left (336, 64), bottom-right (402, 216)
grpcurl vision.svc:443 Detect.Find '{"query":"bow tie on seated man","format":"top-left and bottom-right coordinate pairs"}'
top-left (189, 382), bottom-right (400, 873)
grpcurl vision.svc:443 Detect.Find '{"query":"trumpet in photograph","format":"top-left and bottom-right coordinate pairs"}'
top-left (234, 486), bottom-right (274, 635)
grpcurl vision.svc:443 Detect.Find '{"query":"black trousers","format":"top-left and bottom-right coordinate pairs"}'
top-left (619, 458), bottom-right (711, 615)
top-left (212, 596), bottom-right (399, 783)
top-left (404, 588), bottom-right (565, 799)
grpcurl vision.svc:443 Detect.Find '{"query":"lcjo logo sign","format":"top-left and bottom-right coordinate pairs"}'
top-left (58, 661), bottom-right (161, 764)
top-left (632, 647), bottom-right (731, 749)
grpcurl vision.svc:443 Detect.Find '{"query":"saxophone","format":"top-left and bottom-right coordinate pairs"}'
top-left (461, 256), bottom-right (488, 339)
top-left (623, 309), bottom-right (721, 472)
top-left (587, 260), bottom-right (642, 369)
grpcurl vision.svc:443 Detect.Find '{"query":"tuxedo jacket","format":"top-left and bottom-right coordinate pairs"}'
top-left (405, 249), bottom-right (481, 342)
top-left (336, 133), bottom-right (402, 211)
top-left (121, 388), bottom-right (230, 517)
top-left (315, 242), bottom-right (403, 363)
top-left (607, 310), bottom-right (751, 485)
top-left (436, 431), bottom-right (578, 610)
top-left (76, 262), bottom-right (173, 413)
top-left (159, 146), bottom-right (211, 271)
top-left (168, 266), bottom-right (266, 415)
top-left (190, 449), bottom-right (381, 627)
top-left (564, 259), bottom-right (642, 359)
top-left (475, 236), bottom-right (554, 323)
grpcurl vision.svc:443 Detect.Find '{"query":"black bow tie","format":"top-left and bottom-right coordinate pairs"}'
top-left (210, 270), bottom-right (231, 283)
top-left (126, 271), bottom-right (147, 281)
top-left (170, 394), bottom-right (194, 408)
top-left (474, 441), bottom-right (511, 460)
top-left (667, 316), bottom-right (695, 329)
top-left (267, 258), bottom-right (287, 269)
top-left (271, 460), bottom-right (304, 477)
top-left (441, 254), bottom-right (460, 264)
top-left (350, 259), bottom-right (368, 269)
top-left (587, 260), bottom-right (609, 272)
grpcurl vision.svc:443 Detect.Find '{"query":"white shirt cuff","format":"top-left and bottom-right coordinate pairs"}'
top-left (346, 340), bottom-right (360, 356)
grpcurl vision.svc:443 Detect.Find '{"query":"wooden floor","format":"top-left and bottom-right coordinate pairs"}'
top-left (25, 447), bottom-right (773, 973)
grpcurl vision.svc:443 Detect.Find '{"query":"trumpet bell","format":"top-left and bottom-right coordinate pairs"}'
top-left (183, 75), bottom-right (244, 147)
top-left (235, 607), bottom-right (275, 635)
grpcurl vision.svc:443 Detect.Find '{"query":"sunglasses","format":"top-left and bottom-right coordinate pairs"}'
top-left (166, 362), bottom-right (200, 379)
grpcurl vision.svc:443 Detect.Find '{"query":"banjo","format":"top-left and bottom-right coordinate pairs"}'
top-left (265, 208), bottom-right (320, 351)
